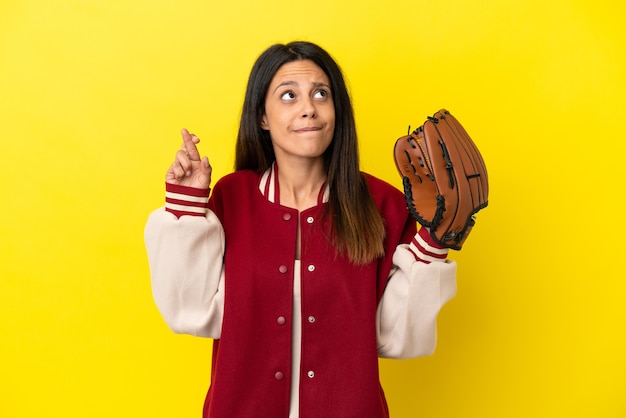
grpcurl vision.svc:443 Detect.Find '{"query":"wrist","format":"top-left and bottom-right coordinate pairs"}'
top-left (165, 182), bottom-right (210, 218)
top-left (408, 227), bottom-right (449, 263)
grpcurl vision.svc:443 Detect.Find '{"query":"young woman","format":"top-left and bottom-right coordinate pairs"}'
top-left (145, 41), bottom-right (457, 418)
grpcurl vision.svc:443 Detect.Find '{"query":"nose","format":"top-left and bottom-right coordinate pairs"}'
top-left (301, 97), bottom-right (316, 118)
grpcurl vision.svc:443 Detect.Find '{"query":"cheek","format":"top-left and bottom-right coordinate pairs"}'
top-left (328, 106), bottom-right (336, 125)
top-left (267, 108), bottom-right (291, 129)
top-left (327, 112), bottom-right (336, 133)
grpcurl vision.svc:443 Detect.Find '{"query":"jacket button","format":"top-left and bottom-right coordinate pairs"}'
top-left (283, 213), bottom-right (292, 221)
top-left (308, 316), bottom-right (316, 323)
top-left (306, 216), bottom-right (314, 224)
top-left (275, 371), bottom-right (284, 381)
top-left (307, 264), bottom-right (315, 272)
top-left (277, 316), bottom-right (286, 325)
top-left (279, 265), bottom-right (288, 274)
top-left (307, 370), bottom-right (315, 378)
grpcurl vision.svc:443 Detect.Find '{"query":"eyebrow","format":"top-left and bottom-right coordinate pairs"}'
top-left (273, 81), bottom-right (330, 94)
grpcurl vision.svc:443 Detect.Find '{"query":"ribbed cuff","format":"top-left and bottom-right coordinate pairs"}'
top-left (165, 182), bottom-right (210, 218)
top-left (408, 227), bottom-right (449, 263)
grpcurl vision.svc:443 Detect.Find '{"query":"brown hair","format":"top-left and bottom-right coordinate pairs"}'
top-left (235, 41), bottom-right (385, 264)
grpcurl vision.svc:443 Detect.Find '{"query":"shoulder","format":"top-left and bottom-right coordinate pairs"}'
top-left (363, 171), bottom-right (411, 223)
top-left (216, 170), bottom-right (259, 186)
top-left (362, 172), bottom-right (405, 205)
top-left (362, 172), bottom-right (416, 246)
top-left (209, 170), bottom-right (262, 218)
top-left (214, 170), bottom-right (259, 188)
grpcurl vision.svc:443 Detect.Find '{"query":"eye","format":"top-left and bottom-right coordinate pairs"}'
top-left (314, 89), bottom-right (329, 99)
top-left (280, 91), bottom-right (296, 101)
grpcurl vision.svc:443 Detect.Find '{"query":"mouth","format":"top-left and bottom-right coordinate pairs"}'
top-left (293, 126), bottom-right (322, 133)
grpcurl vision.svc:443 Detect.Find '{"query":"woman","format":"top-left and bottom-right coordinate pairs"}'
top-left (145, 41), bottom-right (457, 418)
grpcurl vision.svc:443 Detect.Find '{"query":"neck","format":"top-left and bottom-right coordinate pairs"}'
top-left (276, 157), bottom-right (326, 211)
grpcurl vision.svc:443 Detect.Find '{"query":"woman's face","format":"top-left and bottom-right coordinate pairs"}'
top-left (261, 59), bottom-right (335, 163)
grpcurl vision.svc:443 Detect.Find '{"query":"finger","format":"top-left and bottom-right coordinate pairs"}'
top-left (167, 160), bottom-right (186, 181)
top-left (180, 133), bottom-right (200, 147)
top-left (197, 156), bottom-right (212, 189)
top-left (181, 128), bottom-right (202, 161)
top-left (201, 156), bottom-right (212, 177)
top-left (174, 149), bottom-right (192, 176)
top-left (202, 156), bottom-right (211, 170)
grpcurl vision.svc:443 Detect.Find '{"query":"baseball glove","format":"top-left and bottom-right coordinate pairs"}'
top-left (393, 109), bottom-right (488, 250)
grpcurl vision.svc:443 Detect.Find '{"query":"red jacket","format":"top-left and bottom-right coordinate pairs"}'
top-left (203, 169), bottom-right (415, 418)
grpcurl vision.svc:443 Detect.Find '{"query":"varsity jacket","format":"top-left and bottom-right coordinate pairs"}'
top-left (144, 165), bottom-right (457, 418)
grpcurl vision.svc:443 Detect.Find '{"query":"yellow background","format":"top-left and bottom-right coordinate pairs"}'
top-left (1, 0), bottom-right (624, 417)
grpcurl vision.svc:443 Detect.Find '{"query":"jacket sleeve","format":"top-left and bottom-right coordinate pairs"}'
top-left (376, 226), bottom-right (457, 359)
top-left (144, 183), bottom-right (225, 338)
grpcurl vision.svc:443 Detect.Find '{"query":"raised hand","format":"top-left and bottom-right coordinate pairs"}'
top-left (166, 129), bottom-right (212, 189)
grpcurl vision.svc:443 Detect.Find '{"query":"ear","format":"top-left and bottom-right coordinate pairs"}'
top-left (260, 114), bottom-right (269, 130)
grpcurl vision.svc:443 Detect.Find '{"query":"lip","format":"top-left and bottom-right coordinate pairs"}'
top-left (293, 126), bottom-right (322, 133)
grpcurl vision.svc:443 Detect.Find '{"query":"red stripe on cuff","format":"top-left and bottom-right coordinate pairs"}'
top-left (165, 197), bottom-right (209, 209)
top-left (417, 227), bottom-right (446, 250)
top-left (164, 182), bottom-right (210, 218)
top-left (165, 182), bottom-right (210, 197)
top-left (411, 236), bottom-right (447, 260)
top-left (407, 227), bottom-right (449, 263)
top-left (406, 245), bottom-right (428, 263)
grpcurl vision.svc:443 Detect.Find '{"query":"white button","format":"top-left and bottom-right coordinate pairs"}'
top-left (306, 216), bottom-right (314, 224)
top-left (275, 371), bottom-right (284, 380)
top-left (308, 316), bottom-right (315, 323)
top-left (307, 265), bottom-right (315, 272)
top-left (307, 370), bottom-right (315, 378)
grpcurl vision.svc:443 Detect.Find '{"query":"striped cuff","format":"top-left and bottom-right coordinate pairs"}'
top-left (407, 227), bottom-right (449, 263)
top-left (165, 182), bottom-right (210, 218)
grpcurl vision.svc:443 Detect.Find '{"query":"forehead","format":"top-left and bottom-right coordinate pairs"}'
top-left (270, 59), bottom-right (330, 86)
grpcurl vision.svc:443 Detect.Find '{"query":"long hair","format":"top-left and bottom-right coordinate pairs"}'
top-left (235, 41), bottom-right (385, 265)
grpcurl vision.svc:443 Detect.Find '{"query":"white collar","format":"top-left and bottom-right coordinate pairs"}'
top-left (258, 162), bottom-right (330, 205)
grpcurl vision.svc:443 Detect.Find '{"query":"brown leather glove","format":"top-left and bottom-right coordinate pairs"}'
top-left (394, 109), bottom-right (489, 250)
